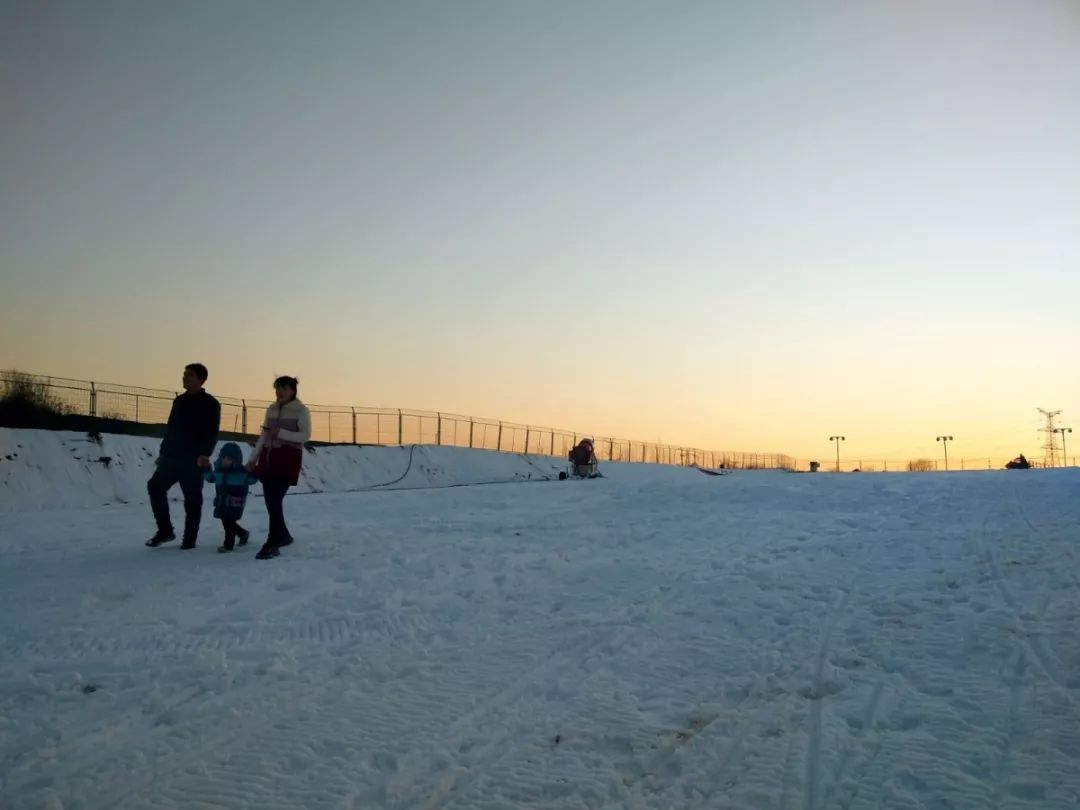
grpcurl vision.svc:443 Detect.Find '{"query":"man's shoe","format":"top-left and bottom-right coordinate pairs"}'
top-left (255, 543), bottom-right (279, 560)
top-left (146, 531), bottom-right (176, 548)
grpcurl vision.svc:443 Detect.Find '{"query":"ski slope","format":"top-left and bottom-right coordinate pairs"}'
top-left (2, 452), bottom-right (1079, 809)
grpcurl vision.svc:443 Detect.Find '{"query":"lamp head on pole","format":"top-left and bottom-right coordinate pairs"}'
top-left (936, 435), bottom-right (953, 442)
top-left (829, 435), bottom-right (845, 442)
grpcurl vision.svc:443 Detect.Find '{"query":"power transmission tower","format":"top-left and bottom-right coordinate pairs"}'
top-left (1038, 408), bottom-right (1062, 468)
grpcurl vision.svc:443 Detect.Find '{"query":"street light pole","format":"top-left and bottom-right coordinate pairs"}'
top-left (1053, 427), bottom-right (1072, 467)
top-left (829, 435), bottom-right (845, 472)
top-left (936, 435), bottom-right (954, 471)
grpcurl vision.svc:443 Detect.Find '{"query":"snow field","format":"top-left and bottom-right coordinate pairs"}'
top-left (1, 433), bottom-right (1078, 809)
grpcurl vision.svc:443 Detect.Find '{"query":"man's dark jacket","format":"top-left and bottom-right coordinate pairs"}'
top-left (160, 390), bottom-right (220, 460)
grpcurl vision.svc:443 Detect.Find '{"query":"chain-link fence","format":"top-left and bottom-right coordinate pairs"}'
top-left (0, 371), bottom-right (797, 471)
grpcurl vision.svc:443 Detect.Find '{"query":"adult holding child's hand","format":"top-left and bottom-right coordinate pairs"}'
top-left (247, 376), bottom-right (311, 559)
top-left (146, 363), bottom-right (220, 551)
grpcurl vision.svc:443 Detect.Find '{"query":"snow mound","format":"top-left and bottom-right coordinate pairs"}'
top-left (0, 428), bottom-right (719, 513)
top-left (0, 428), bottom-right (569, 513)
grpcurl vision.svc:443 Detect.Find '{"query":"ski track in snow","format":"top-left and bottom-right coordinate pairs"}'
top-left (802, 588), bottom-right (852, 810)
top-left (1, 462), bottom-right (1080, 809)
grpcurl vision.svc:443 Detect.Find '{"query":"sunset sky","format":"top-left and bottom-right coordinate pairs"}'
top-left (2, 0), bottom-right (1078, 462)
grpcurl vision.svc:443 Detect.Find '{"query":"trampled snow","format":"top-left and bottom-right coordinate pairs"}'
top-left (1, 429), bottom-right (1079, 809)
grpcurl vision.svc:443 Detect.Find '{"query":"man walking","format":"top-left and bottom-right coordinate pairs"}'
top-left (146, 363), bottom-right (221, 550)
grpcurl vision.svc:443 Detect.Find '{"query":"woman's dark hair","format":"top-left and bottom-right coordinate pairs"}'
top-left (273, 375), bottom-right (299, 391)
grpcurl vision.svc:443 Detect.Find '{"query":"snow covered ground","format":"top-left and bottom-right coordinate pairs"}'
top-left (2, 446), bottom-right (1079, 809)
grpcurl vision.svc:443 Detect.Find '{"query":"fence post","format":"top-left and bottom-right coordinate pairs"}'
top-left (398, 409), bottom-right (403, 445)
top-left (241, 400), bottom-right (248, 434)
top-left (524, 427), bottom-right (530, 455)
top-left (437, 413), bottom-right (442, 446)
top-left (549, 431), bottom-right (554, 456)
top-left (497, 421), bottom-right (503, 452)
top-left (469, 419), bottom-right (475, 449)
top-left (89, 382), bottom-right (97, 417)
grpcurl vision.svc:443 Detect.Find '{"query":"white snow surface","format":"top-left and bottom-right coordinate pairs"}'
top-left (0, 428), bottom-right (568, 512)
top-left (2, 431), bottom-right (1079, 809)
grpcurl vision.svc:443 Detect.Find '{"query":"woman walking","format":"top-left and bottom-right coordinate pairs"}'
top-left (246, 376), bottom-right (311, 559)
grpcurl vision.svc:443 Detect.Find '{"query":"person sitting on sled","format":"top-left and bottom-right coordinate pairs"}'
top-left (569, 437), bottom-right (598, 478)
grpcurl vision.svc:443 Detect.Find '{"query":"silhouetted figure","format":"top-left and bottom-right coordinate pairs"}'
top-left (146, 363), bottom-right (221, 549)
top-left (1005, 454), bottom-right (1031, 470)
top-left (247, 376), bottom-right (311, 560)
top-left (569, 438), bottom-right (599, 478)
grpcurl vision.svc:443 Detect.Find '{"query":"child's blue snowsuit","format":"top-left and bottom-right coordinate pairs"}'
top-left (203, 443), bottom-right (257, 519)
top-left (202, 443), bottom-right (258, 550)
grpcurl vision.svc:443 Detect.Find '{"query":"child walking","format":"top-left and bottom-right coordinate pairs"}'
top-left (202, 442), bottom-right (258, 553)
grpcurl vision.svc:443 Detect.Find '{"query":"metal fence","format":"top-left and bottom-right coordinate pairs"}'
top-left (0, 371), bottom-right (797, 471)
top-left (797, 457), bottom-right (1075, 473)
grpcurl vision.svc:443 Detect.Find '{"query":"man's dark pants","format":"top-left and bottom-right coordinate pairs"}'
top-left (148, 458), bottom-right (204, 541)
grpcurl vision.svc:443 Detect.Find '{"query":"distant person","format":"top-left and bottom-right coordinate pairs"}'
top-left (1006, 453), bottom-right (1031, 470)
top-left (569, 437), bottom-right (598, 478)
top-left (246, 376), bottom-right (311, 559)
top-left (202, 442), bottom-right (258, 553)
top-left (146, 363), bottom-right (221, 549)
